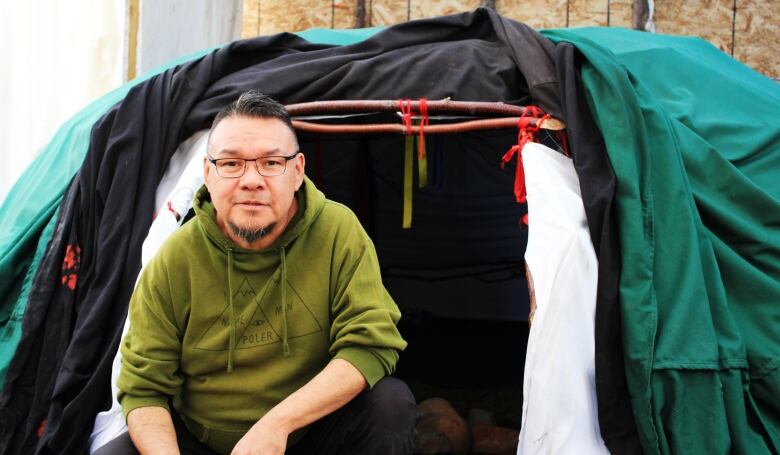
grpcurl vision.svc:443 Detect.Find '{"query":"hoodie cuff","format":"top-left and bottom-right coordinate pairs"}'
top-left (335, 346), bottom-right (387, 388)
top-left (121, 396), bottom-right (171, 419)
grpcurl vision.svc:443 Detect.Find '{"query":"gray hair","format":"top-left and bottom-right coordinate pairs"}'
top-left (209, 90), bottom-right (297, 146)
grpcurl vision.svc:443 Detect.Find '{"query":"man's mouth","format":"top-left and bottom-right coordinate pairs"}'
top-left (237, 201), bottom-right (268, 208)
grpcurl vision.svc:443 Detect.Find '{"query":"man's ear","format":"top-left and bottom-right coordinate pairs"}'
top-left (294, 153), bottom-right (306, 191)
top-left (203, 155), bottom-right (213, 189)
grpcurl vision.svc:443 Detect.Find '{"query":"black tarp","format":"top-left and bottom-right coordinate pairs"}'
top-left (0, 9), bottom-right (638, 454)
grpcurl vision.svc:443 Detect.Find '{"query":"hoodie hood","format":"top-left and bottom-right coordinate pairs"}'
top-left (193, 175), bottom-right (326, 254)
top-left (192, 176), bottom-right (326, 370)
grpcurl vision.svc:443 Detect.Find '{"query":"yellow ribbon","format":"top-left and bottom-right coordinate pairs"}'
top-left (403, 135), bottom-right (414, 229)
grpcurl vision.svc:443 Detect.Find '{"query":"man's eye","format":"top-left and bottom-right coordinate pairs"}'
top-left (221, 160), bottom-right (242, 168)
top-left (263, 159), bottom-right (282, 167)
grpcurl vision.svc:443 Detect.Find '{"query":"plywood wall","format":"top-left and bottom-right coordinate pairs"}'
top-left (497, 0), bottom-right (567, 30)
top-left (241, 0), bottom-right (780, 79)
top-left (735, 0), bottom-right (780, 77)
top-left (654, 0), bottom-right (734, 54)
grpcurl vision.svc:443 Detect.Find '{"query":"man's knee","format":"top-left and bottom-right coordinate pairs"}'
top-left (360, 377), bottom-right (419, 432)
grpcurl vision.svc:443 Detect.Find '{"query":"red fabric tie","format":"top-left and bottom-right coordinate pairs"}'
top-left (398, 99), bottom-right (413, 135)
top-left (501, 106), bottom-right (551, 218)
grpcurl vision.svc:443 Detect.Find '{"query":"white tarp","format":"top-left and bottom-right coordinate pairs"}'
top-left (518, 142), bottom-right (607, 454)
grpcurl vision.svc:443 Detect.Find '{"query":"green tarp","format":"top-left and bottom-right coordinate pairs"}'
top-left (544, 28), bottom-right (780, 453)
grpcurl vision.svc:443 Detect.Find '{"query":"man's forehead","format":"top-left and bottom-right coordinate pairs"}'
top-left (214, 147), bottom-right (284, 157)
top-left (208, 116), bottom-right (295, 155)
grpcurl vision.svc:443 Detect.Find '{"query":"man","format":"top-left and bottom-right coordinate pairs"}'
top-left (97, 91), bottom-right (418, 455)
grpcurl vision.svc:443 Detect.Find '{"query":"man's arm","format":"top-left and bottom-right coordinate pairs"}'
top-left (118, 254), bottom-right (186, 454)
top-left (127, 406), bottom-right (180, 455)
top-left (231, 358), bottom-right (367, 455)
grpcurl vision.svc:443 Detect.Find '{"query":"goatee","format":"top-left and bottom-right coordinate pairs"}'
top-left (228, 221), bottom-right (276, 244)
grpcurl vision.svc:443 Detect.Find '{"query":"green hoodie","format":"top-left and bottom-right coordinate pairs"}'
top-left (118, 177), bottom-right (406, 454)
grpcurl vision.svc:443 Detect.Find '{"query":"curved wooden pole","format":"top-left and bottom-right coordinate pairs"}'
top-left (292, 116), bottom-right (565, 135)
top-left (286, 100), bottom-right (531, 117)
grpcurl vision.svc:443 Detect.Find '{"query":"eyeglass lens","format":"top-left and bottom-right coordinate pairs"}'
top-left (215, 156), bottom-right (292, 178)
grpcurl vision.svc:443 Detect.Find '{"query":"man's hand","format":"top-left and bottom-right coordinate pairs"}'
top-left (231, 419), bottom-right (288, 455)
top-left (231, 358), bottom-right (367, 454)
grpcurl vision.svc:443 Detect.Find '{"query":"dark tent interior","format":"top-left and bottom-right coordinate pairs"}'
top-left (290, 127), bottom-right (535, 418)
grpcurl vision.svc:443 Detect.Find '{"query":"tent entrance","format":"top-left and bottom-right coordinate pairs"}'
top-left (291, 99), bottom-right (566, 393)
top-left (296, 123), bottom-right (541, 430)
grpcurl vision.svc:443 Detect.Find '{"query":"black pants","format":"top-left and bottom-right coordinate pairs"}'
top-left (94, 377), bottom-right (419, 455)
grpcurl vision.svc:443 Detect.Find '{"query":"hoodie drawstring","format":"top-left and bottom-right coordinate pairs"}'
top-left (227, 248), bottom-right (236, 373)
top-left (280, 246), bottom-right (291, 358)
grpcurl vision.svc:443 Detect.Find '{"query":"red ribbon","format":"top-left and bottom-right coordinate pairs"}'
top-left (398, 99), bottom-right (413, 135)
top-left (397, 98), bottom-right (428, 154)
top-left (501, 106), bottom-right (551, 207)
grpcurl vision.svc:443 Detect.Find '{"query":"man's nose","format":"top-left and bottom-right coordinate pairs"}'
top-left (240, 160), bottom-right (266, 187)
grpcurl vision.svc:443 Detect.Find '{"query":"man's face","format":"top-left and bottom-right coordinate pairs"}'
top-left (204, 115), bottom-right (304, 249)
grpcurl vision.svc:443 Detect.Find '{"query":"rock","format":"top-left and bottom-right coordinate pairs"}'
top-left (469, 423), bottom-right (519, 455)
top-left (415, 398), bottom-right (470, 455)
top-left (467, 408), bottom-right (496, 426)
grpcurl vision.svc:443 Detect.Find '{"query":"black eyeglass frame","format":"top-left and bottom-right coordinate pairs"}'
top-left (206, 150), bottom-right (301, 178)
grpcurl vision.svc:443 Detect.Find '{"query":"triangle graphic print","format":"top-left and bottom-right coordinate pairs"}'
top-left (234, 276), bottom-right (256, 298)
top-left (195, 275), bottom-right (322, 351)
top-left (194, 273), bottom-right (273, 351)
top-left (235, 278), bottom-right (323, 350)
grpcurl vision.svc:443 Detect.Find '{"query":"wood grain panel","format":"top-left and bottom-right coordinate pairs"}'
top-left (498, 0), bottom-right (568, 30)
top-left (735, 0), bottom-right (780, 78)
top-left (238, 0), bottom-right (777, 78)
top-left (128, 0), bottom-right (140, 79)
top-left (569, 0), bottom-right (608, 27)
top-left (370, 0), bottom-right (409, 26)
top-left (608, 0), bottom-right (633, 28)
top-left (409, 0), bottom-right (481, 20)
top-left (653, 0), bottom-right (733, 54)
top-left (241, 0), bottom-right (260, 37)
top-left (259, 0), bottom-right (332, 35)
top-left (334, 0), bottom-right (358, 28)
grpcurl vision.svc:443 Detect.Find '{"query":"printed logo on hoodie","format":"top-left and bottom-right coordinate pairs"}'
top-left (193, 274), bottom-right (323, 351)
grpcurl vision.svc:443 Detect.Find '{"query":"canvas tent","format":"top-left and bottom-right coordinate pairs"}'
top-left (0, 8), bottom-right (778, 455)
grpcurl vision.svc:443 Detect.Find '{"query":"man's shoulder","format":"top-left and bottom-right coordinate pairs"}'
top-left (322, 199), bottom-right (357, 218)
top-left (309, 199), bottom-right (375, 252)
top-left (316, 199), bottom-right (365, 232)
top-left (150, 217), bottom-right (204, 265)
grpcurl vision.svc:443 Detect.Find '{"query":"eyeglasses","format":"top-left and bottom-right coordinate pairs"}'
top-left (207, 151), bottom-right (301, 178)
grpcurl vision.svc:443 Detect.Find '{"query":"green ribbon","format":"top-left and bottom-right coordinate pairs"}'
top-left (403, 118), bottom-right (430, 228)
top-left (403, 135), bottom-right (414, 228)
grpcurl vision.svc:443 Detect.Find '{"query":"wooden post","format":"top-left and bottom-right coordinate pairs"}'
top-left (127, 0), bottom-right (140, 81)
top-left (356, 0), bottom-right (366, 27)
top-left (632, 0), bottom-right (649, 30)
